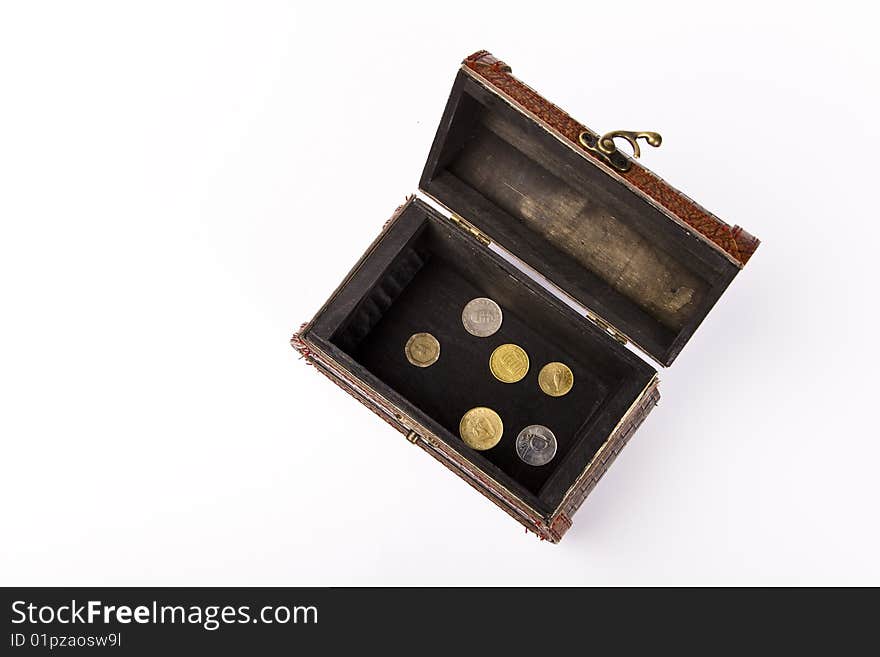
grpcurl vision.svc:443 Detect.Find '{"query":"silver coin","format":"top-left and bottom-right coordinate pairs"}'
top-left (515, 425), bottom-right (557, 466)
top-left (461, 297), bottom-right (503, 337)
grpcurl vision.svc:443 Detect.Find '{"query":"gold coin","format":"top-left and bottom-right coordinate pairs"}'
top-left (538, 362), bottom-right (574, 397)
top-left (489, 343), bottom-right (529, 383)
top-left (404, 332), bottom-right (440, 367)
top-left (459, 407), bottom-right (503, 450)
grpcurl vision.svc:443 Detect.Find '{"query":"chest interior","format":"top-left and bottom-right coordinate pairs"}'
top-left (307, 200), bottom-right (655, 515)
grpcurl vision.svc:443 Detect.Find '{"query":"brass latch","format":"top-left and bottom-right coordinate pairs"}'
top-left (578, 129), bottom-right (662, 173)
top-left (450, 213), bottom-right (491, 246)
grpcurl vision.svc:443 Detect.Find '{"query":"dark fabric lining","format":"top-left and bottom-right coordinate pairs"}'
top-left (347, 254), bottom-right (610, 495)
top-left (333, 245), bottom-right (430, 355)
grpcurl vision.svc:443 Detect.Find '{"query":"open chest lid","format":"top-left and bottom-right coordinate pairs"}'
top-left (418, 51), bottom-right (759, 366)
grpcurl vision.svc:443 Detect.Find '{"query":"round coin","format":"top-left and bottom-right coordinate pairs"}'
top-left (404, 332), bottom-right (440, 368)
top-left (461, 297), bottom-right (503, 337)
top-left (515, 425), bottom-right (558, 466)
top-left (459, 407), bottom-right (504, 451)
top-left (538, 362), bottom-right (574, 397)
top-left (489, 343), bottom-right (529, 383)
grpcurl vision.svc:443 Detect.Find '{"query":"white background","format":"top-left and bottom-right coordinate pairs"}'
top-left (2, 1), bottom-right (878, 586)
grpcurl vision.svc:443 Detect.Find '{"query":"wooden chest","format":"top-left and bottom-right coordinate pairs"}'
top-left (292, 51), bottom-right (760, 542)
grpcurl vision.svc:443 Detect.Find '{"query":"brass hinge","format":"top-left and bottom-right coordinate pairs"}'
top-left (405, 429), bottom-right (421, 444)
top-left (450, 213), bottom-right (491, 246)
top-left (589, 313), bottom-right (628, 345)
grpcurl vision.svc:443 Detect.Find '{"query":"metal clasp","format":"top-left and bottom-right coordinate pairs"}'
top-left (578, 129), bottom-right (662, 173)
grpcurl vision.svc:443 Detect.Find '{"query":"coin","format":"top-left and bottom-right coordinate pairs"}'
top-left (404, 332), bottom-right (440, 367)
top-left (489, 343), bottom-right (529, 383)
top-left (462, 297), bottom-right (503, 337)
top-left (459, 406), bottom-right (504, 450)
top-left (515, 425), bottom-right (557, 466)
top-left (538, 362), bottom-right (574, 397)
